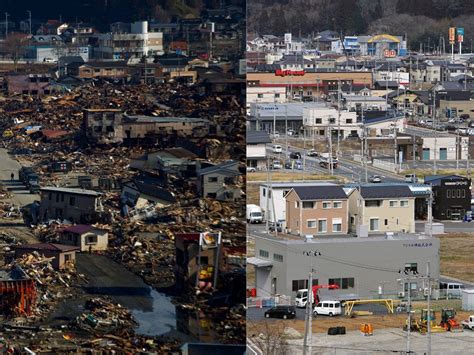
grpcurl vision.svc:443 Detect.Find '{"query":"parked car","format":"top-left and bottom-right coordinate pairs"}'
top-left (284, 160), bottom-right (293, 169)
top-left (273, 144), bottom-right (282, 153)
top-left (307, 149), bottom-right (318, 157)
top-left (246, 166), bottom-right (256, 173)
top-left (313, 301), bottom-right (342, 317)
top-left (264, 305), bottom-right (296, 319)
top-left (272, 160), bottom-right (282, 169)
top-left (369, 175), bottom-right (383, 183)
top-left (287, 129), bottom-right (296, 136)
top-left (460, 114), bottom-right (470, 120)
top-left (289, 152), bottom-right (302, 159)
top-left (462, 315), bottom-right (474, 330)
top-left (404, 174), bottom-right (418, 183)
top-left (270, 131), bottom-right (280, 139)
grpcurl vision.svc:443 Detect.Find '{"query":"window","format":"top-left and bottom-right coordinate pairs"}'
top-left (365, 200), bottom-right (381, 207)
top-left (70, 197), bottom-right (75, 206)
top-left (318, 219), bottom-right (327, 233)
top-left (315, 118), bottom-right (322, 124)
top-left (322, 202), bottom-right (331, 209)
top-left (350, 216), bottom-right (355, 224)
top-left (275, 93), bottom-right (280, 98)
top-left (208, 177), bottom-right (218, 183)
top-left (369, 218), bottom-right (379, 231)
top-left (257, 93), bottom-right (263, 98)
top-left (329, 118), bottom-right (336, 124)
top-left (462, 190), bottom-right (466, 198)
top-left (389, 200), bottom-right (398, 207)
top-left (292, 279), bottom-right (318, 291)
top-left (384, 219), bottom-right (388, 226)
top-left (400, 200), bottom-right (409, 207)
top-left (273, 254), bottom-right (283, 262)
top-left (263, 188), bottom-right (266, 197)
top-left (447, 189), bottom-right (451, 198)
top-left (457, 189), bottom-right (461, 198)
top-left (333, 201), bottom-right (342, 209)
top-left (86, 235), bottom-right (98, 244)
top-left (196, 256), bottom-right (209, 264)
top-left (346, 119), bottom-right (353, 124)
top-left (307, 220), bottom-right (317, 228)
top-left (405, 263), bottom-right (418, 273)
top-left (332, 218), bottom-right (342, 232)
top-left (64, 254), bottom-right (72, 262)
top-left (303, 201), bottom-right (314, 209)
top-left (259, 250), bottom-right (269, 258)
top-left (329, 278), bottom-right (354, 289)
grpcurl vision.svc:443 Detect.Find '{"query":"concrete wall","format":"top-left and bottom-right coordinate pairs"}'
top-left (247, 144), bottom-right (267, 160)
top-left (285, 190), bottom-right (348, 235)
top-left (259, 186), bottom-right (289, 224)
top-left (254, 236), bottom-right (440, 299)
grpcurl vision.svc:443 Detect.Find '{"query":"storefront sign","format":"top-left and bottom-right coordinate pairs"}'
top-left (275, 69), bottom-right (305, 77)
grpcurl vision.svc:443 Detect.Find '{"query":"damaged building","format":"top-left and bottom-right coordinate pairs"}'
top-left (0, 266), bottom-right (36, 317)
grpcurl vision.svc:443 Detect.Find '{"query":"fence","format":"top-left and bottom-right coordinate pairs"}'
top-left (247, 295), bottom-right (292, 308)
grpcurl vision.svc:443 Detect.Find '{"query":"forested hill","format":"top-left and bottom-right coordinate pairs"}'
top-left (248, 0), bottom-right (474, 51)
top-left (4, 0), bottom-right (238, 30)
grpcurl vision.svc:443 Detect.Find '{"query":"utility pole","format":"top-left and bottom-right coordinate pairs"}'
top-left (303, 250), bottom-right (320, 355)
top-left (27, 10), bottom-right (32, 36)
top-left (273, 96), bottom-right (277, 136)
top-left (427, 261), bottom-right (432, 355)
top-left (393, 118), bottom-right (398, 172)
top-left (407, 274), bottom-right (412, 355)
top-left (433, 89), bottom-right (438, 174)
top-left (285, 104), bottom-right (288, 155)
top-left (328, 122), bottom-right (333, 176)
top-left (456, 130), bottom-right (460, 170)
top-left (362, 108), bottom-right (368, 183)
top-left (265, 158), bottom-right (270, 234)
top-left (337, 80), bottom-right (341, 157)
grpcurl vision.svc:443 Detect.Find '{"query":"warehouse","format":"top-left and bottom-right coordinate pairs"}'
top-left (249, 233), bottom-right (439, 300)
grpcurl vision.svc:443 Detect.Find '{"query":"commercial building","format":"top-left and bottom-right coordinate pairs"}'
top-left (249, 233), bottom-right (439, 299)
top-left (303, 107), bottom-right (358, 138)
top-left (424, 175), bottom-right (472, 220)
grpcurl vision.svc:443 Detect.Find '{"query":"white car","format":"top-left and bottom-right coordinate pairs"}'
top-left (270, 131), bottom-right (280, 139)
top-left (272, 160), bottom-right (282, 169)
top-left (313, 301), bottom-right (342, 317)
top-left (246, 166), bottom-right (256, 173)
top-left (273, 145), bottom-right (282, 153)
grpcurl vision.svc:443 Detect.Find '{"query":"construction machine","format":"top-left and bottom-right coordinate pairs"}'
top-left (420, 309), bottom-right (445, 333)
top-left (440, 308), bottom-right (463, 332)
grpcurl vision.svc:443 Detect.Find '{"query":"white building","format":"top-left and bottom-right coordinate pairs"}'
top-left (95, 21), bottom-right (163, 60)
top-left (246, 87), bottom-right (286, 113)
top-left (259, 182), bottom-right (336, 225)
top-left (303, 107), bottom-right (359, 138)
top-left (422, 136), bottom-right (469, 160)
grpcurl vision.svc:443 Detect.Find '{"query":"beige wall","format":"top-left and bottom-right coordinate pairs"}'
top-left (285, 190), bottom-right (349, 235)
top-left (247, 72), bottom-right (373, 86)
top-left (348, 190), bottom-right (415, 233)
top-left (80, 231), bottom-right (108, 252)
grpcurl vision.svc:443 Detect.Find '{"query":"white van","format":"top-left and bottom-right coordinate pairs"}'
top-left (313, 301), bottom-right (342, 317)
top-left (440, 282), bottom-right (464, 297)
top-left (273, 144), bottom-right (282, 153)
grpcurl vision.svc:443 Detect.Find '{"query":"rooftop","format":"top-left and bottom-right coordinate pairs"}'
top-left (15, 243), bottom-right (79, 252)
top-left (291, 185), bottom-right (347, 200)
top-left (41, 187), bottom-right (101, 197)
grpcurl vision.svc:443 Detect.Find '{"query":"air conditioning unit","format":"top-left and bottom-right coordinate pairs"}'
top-left (398, 291), bottom-right (405, 298)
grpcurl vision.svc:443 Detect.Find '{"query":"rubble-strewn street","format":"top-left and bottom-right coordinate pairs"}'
top-left (0, 3), bottom-right (246, 352)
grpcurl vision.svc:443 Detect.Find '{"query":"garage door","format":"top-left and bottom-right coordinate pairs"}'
top-left (423, 148), bottom-right (430, 160)
top-left (439, 148), bottom-right (447, 160)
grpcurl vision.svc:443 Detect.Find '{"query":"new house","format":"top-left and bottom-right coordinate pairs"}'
top-left (348, 185), bottom-right (415, 234)
top-left (285, 186), bottom-right (349, 236)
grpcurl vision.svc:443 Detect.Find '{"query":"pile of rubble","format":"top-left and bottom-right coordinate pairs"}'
top-left (8, 252), bottom-right (87, 320)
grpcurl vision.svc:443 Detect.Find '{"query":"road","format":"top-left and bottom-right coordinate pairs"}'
top-left (266, 144), bottom-right (403, 183)
top-left (0, 148), bottom-right (38, 207)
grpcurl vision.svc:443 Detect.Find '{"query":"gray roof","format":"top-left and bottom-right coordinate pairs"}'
top-left (292, 186), bottom-right (347, 200)
top-left (40, 187), bottom-right (101, 196)
top-left (359, 185), bottom-right (413, 199)
top-left (247, 130), bottom-right (271, 144)
top-left (197, 160), bottom-right (240, 176)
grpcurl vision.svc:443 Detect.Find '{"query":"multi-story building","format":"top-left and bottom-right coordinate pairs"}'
top-left (285, 186), bottom-right (349, 236)
top-left (347, 185), bottom-right (415, 234)
top-left (303, 107), bottom-right (358, 138)
top-left (94, 21), bottom-right (163, 60)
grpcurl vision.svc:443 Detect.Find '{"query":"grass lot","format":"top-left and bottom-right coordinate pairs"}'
top-left (439, 233), bottom-right (474, 283)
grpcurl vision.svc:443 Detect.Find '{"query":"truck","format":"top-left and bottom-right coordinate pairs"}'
top-left (49, 161), bottom-right (72, 174)
top-left (462, 315), bottom-right (474, 330)
top-left (295, 284), bottom-right (340, 308)
top-left (318, 154), bottom-right (338, 169)
top-left (19, 167), bottom-right (40, 194)
top-left (246, 204), bottom-right (263, 224)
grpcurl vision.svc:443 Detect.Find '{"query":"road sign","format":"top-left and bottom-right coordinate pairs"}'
top-left (449, 27), bottom-right (455, 43)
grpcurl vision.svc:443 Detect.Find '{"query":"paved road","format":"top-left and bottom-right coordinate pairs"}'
top-left (267, 144), bottom-right (403, 183)
top-left (283, 328), bottom-right (474, 354)
top-left (0, 148), bottom-right (38, 207)
top-left (416, 221), bottom-right (474, 233)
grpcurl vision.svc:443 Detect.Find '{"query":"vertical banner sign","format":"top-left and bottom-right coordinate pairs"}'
top-left (457, 27), bottom-right (464, 43)
top-left (284, 33), bottom-right (292, 44)
top-left (449, 27), bottom-right (456, 44)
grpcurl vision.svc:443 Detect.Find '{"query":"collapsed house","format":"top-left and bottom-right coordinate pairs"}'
top-left (0, 266), bottom-right (36, 317)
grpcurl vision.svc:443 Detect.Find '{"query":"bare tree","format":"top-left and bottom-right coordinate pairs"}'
top-left (1, 33), bottom-right (28, 71)
top-left (247, 321), bottom-right (290, 355)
